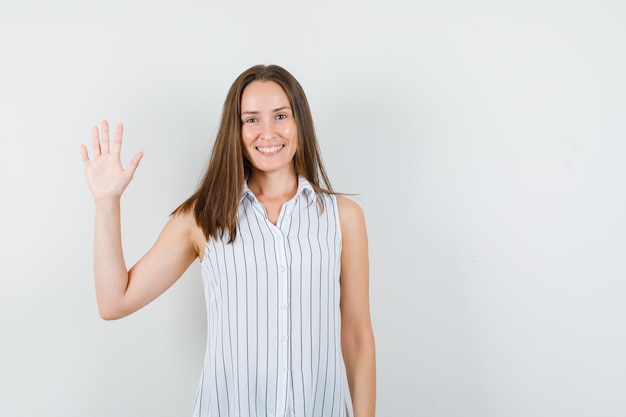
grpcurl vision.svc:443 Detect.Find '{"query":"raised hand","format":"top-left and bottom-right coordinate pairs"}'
top-left (80, 120), bottom-right (143, 202)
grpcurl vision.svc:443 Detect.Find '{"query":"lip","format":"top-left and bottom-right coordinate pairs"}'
top-left (256, 144), bottom-right (285, 156)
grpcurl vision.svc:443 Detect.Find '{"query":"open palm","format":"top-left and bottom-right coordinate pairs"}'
top-left (80, 120), bottom-right (143, 202)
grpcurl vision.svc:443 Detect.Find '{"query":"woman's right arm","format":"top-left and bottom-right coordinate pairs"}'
top-left (81, 120), bottom-right (200, 320)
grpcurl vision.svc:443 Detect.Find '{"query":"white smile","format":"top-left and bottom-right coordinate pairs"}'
top-left (256, 145), bottom-right (284, 154)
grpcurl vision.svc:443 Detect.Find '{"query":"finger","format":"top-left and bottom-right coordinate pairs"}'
top-left (111, 123), bottom-right (124, 155)
top-left (80, 144), bottom-right (90, 165)
top-left (124, 151), bottom-right (144, 178)
top-left (92, 125), bottom-right (101, 156)
top-left (101, 119), bottom-right (110, 154)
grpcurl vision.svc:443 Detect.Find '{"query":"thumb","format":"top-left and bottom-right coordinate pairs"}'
top-left (125, 151), bottom-right (144, 177)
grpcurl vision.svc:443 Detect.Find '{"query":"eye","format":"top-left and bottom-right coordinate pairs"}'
top-left (244, 116), bottom-right (257, 123)
top-left (276, 113), bottom-right (287, 120)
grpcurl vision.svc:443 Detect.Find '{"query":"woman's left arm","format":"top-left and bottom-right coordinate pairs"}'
top-left (338, 196), bottom-right (376, 417)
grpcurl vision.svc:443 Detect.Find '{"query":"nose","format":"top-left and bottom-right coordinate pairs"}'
top-left (260, 119), bottom-right (275, 140)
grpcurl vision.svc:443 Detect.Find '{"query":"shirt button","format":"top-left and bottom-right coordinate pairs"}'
top-left (279, 303), bottom-right (288, 310)
top-left (279, 335), bottom-right (288, 342)
top-left (280, 367), bottom-right (288, 373)
top-left (279, 266), bottom-right (287, 272)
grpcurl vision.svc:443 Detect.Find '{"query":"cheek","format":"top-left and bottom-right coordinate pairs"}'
top-left (240, 132), bottom-right (253, 159)
top-left (241, 128), bottom-right (254, 147)
top-left (283, 123), bottom-right (297, 141)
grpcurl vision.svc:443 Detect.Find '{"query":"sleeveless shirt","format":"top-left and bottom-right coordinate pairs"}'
top-left (192, 176), bottom-right (345, 417)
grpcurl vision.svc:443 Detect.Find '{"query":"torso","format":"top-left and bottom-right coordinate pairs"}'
top-left (192, 177), bottom-right (346, 417)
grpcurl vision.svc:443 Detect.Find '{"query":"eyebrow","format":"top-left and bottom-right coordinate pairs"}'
top-left (241, 106), bottom-right (291, 115)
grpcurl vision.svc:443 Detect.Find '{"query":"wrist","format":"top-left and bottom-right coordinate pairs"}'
top-left (94, 196), bottom-right (122, 210)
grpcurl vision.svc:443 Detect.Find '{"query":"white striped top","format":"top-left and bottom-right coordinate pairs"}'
top-left (192, 176), bottom-right (345, 417)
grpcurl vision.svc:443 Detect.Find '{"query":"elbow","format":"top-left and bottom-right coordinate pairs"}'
top-left (99, 310), bottom-right (121, 321)
top-left (96, 294), bottom-right (133, 320)
top-left (98, 305), bottom-right (127, 321)
top-left (99, 311), bottom-right (120, 321)
top-left (342, 328), bottom-right (376, 354)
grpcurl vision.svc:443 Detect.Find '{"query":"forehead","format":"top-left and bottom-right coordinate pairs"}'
top-left (241, 81), bottom-right (291, 110)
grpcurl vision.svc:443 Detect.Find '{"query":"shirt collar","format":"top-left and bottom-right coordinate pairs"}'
top-left (241, 176), bottom-right (316, 204)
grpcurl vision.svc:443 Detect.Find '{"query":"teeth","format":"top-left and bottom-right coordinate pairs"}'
top-left (257, 145), bottom-right (283, 154)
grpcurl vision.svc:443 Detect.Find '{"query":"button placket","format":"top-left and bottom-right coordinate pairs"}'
top-left (275, 226), bottom-right (290, 414)
top-left (276, 230), bottom-right (289, 350)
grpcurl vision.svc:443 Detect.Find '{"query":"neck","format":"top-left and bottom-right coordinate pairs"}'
top-left (247, 169), bottom-right (298, 200)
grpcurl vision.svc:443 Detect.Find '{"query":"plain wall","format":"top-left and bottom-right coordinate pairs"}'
top-left (1, 0), bottom-right (625, 416)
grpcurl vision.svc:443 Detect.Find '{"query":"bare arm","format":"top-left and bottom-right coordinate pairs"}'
top-left (81, 120), bottom-right (200, 320)
top-left (338, 197), bottom-right (376, 417)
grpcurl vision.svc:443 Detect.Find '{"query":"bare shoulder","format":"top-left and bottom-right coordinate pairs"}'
top-left (337, 195), bottom-right (363, 214)
top-left (337, 196), bottom-right (367, 236)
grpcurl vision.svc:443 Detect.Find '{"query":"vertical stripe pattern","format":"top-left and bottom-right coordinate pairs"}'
top-left (192, 177), bottom-right (345, 417)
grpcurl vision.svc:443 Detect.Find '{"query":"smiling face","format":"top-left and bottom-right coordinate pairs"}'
top-left (240, 80), bottom-right (298, 177)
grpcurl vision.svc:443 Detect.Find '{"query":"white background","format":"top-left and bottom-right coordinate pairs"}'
top-left (1, 0), bottom-right (625, 416)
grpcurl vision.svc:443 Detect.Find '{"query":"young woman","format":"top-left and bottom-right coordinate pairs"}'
top-left (80, 65), bottom-right (375, 417)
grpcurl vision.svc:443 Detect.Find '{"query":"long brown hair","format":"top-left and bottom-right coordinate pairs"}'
top-left (174, 64), bottom-right (334, 243)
